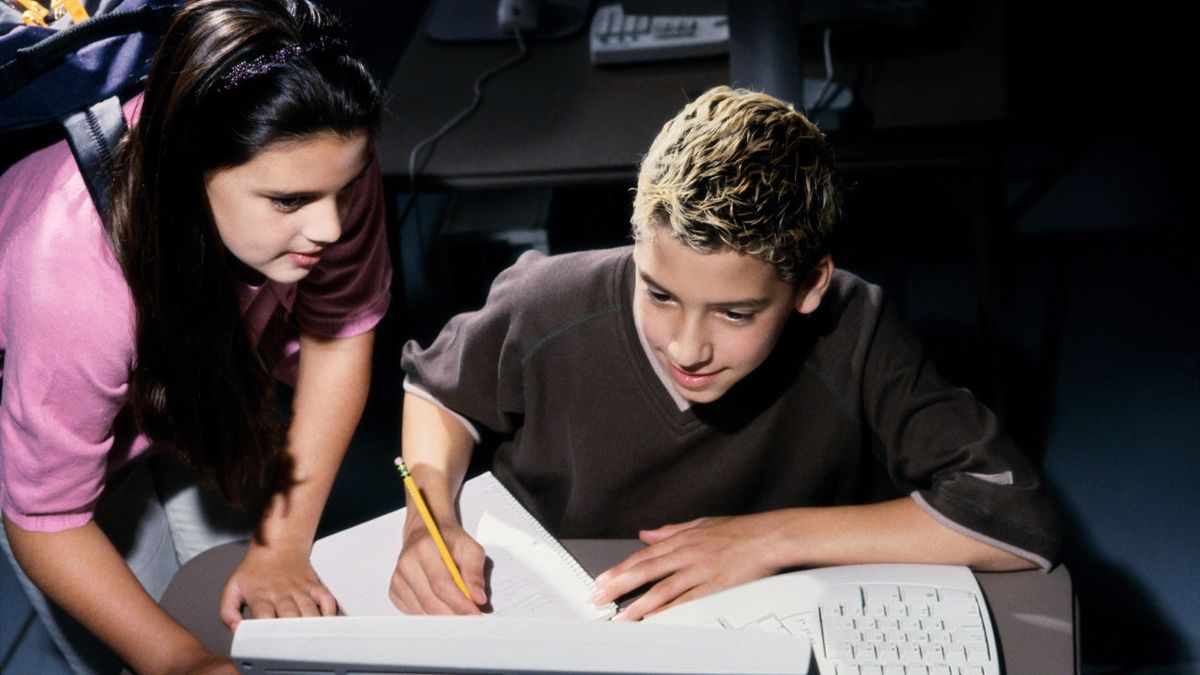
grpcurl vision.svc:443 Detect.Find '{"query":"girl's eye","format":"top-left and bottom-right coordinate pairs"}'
top-left (271, 197), bottom-right (308, 213)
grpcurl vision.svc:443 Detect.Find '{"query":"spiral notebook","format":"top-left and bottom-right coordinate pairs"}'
top-left (310, 472), bottom-right (617, 620)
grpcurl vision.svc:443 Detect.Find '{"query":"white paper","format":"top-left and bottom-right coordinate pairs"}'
top-left (310, 472), bottom-right (616, 620)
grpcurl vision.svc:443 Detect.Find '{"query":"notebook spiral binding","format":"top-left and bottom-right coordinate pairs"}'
top-left (479, 478), bottom-right (619, 616)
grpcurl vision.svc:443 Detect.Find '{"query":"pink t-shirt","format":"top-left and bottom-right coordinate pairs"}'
top-left (0, 97), bottom-right (392, 532)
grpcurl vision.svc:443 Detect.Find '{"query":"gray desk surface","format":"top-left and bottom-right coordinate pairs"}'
top-left (376, 1), bottom-right (1007, 189)
top-left (161, 539), bottom-right (1076, 673)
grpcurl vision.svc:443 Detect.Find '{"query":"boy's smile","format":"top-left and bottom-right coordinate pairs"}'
top-left (632, 229), bottom-right (831, 405)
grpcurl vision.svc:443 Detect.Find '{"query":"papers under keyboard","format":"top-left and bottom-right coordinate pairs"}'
top-left (647, 564), bottom-right (1000, 675)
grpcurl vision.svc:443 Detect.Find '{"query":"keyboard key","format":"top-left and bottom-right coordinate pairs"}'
top-left (826, 615), bottom-right (856, 630)
top-left (921, 644), bottom-right (945, 662)
top-left (827, 640), bottom-right (854, 659)
top-left (938, 588), bottom-right (973, 601)
top-left (876, 643), bottom-right (900, 663)
top-left (864, 585), bottom-right (902, 602)
top-left (953, 628), bottom-right (986, 643)
top-left (942, 616), bottom-right (982, 631)
top-left (852, 642), bottom-right (877, 662)
top-left (901, 585), bottom-right (939, 602)
top-left (781, 612), bottom-right (817, 637)
top-left (932, 600), bottom-right (978, 618)
top-left (964, 641), bottom-right (991, 663)
top-left (944, 644), bottom-right (967, 665)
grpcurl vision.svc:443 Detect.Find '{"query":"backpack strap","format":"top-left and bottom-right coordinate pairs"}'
top-left (61, 95), bottom-right (126, 224)
top-left (0, 2), bottom-right (177, 98)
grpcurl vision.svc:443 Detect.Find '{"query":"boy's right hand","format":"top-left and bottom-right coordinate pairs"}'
top-left (389, 523), bottom-right (488, 614)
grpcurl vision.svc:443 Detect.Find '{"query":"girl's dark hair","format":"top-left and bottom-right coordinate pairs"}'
top-left (107, 0), bottom-right (382, 509)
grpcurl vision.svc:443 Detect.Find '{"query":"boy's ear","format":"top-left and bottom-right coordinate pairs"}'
top-left (794, 255), bottom-right (834, 315)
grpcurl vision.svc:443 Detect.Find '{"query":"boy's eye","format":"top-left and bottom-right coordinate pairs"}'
top-left (723, 310), bottom-right (752, 323)
top-left (647, 288), bottom-right (672, 304)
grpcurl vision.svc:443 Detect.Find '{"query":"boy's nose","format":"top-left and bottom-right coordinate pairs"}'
top-left (668, 319), bottom-right (712, 368)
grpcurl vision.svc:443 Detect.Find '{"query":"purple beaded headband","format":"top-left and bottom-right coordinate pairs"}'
top-left (217, 35), bottom-right (348, 92)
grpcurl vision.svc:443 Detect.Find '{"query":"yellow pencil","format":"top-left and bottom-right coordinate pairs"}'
top-left (395, 458), bottom-right (473, 601)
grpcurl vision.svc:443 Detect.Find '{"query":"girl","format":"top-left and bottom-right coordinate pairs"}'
top-left (0, 0), bottom-right (390, 672)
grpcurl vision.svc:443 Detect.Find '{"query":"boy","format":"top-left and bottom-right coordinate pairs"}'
top-left (391, 86), bottom-right (1059, 620)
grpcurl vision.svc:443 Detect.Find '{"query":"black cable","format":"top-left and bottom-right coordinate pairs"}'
top-left (405, 28), bottom-right (528, 187)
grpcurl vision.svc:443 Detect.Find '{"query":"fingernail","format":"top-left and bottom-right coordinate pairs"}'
top-left (594, 572), bottom-right (609, 585)
top-left (591, 588), bottom-right (606, 604)
top-left (612, 610), bottom-right (630, 622)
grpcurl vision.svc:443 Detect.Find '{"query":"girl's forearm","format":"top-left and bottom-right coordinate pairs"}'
top-left (2, 515), bottom-right (220, 673)
top-left (256, 330), bottom-right (374, 550)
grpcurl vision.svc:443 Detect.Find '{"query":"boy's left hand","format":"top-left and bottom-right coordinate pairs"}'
top-left (218, 542), bottom-right (338, 631)
top-left (590, 512), bottom-right (783, 622)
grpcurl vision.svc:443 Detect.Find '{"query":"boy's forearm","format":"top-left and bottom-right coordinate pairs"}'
top-left (400, 391), bottom-right (476, 526)
top-left (770, 497), bottom-right (1035, 572)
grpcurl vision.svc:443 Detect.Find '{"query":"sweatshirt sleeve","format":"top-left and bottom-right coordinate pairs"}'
top-left (859, 296), bottom-right (1061, 569)
top-left (400, 250), bottom-right (551, 435)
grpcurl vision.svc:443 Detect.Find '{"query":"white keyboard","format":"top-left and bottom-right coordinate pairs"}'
top-left (647, 564), bottom-right (1000, 675)
top-left (231, 615), bottom-right (812, 674)
top-left (589, 3), bottom-right (729, 65)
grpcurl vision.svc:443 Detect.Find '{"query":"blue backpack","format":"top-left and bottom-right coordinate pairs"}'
top-left (0, 0), bottom-right (181, 220)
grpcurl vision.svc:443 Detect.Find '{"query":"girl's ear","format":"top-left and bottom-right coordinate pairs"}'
top-left (794, 255), bottom-right (834, 315)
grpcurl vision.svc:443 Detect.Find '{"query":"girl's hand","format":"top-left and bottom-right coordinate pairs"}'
top-left (218, 541), bottom-right (337, 630)
top-left (590, 513), bottom-right (785, 622)
top-left (389, 523), bottom-right (487, 615)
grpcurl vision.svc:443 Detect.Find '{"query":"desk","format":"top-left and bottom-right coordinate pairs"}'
top-left (160, 540), bottom-right (1077, 674)
top-left (376, 1), bottom-right (1007, 189)
top-left (377, 12), bottom-right (723, 189)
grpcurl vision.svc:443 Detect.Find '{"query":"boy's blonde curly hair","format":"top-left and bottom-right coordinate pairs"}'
top-left (631, 86), bottom-right (840, 284)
